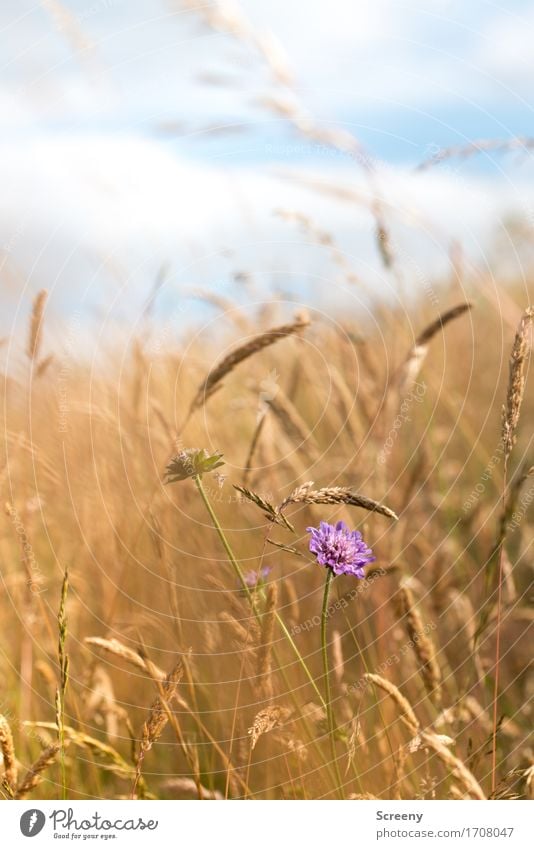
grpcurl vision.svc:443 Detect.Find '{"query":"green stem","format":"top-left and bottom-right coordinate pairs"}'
top-left (321, 569), bottom-right (344, 798)
top-left (193, 474), bottom-right (325, 706)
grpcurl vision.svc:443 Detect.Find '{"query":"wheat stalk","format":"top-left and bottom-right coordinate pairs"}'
top-left (56, 567), bottom-right (69, 798)
top-left (501, 307), bottom-right (533, 461)
top-left (331, 629), bottom-right (345, 689)
top-left (219, 613), bottom-right (257, 657)
top-left (188, 313), bottom-right (310, 413)
top-left (0, 714), bottom-right (17, 792)
top-left (256, 582), bottom-right (278, 699)
top-left (283, 576), bottom-right (301, 624)
top-left (266, 391), bottom-right (318, 462)
top-left (248, 704), bottom-right (292, 750)
top-left (82, 641), bottom-right (251, 796)
top-left (362, 673), bottom-right (419, 735)
top-left (134, 661), bottom-right (184, 793)
top-left (160, 777), bottom-right (223, 799)
top-left (492, 306), bottom-right (533, 793)
top-left (420, 731), bottom-right (485, 800)
top-left (25, 722), bottom-right (138, 782)
top-left (394, 583), bottom-right (442, 705)
top-left (395, 302), bottom-right (472, 395)
top-left (281, 485), bottom-right (398, 520)
top-left (417, 136), bottom-right (534, 170)
top-left (15, 744), bottom-right (60, 799)
top-left (242, 411), bottom-right (267, 485)
top-left (349, 792), bottom-right (380, 799)
top-left (28, 290), bottom-right (48, 362)
top-left (233, 485), bottom-right (295, 531)
top-left (476, 462), bottom-right (534, 642)
top-left (36, 354), bottom-right (54, 378)
top-left (85, 637), bottom-right (166, 680)
top-left (204, 575), bottom-right (257, 627)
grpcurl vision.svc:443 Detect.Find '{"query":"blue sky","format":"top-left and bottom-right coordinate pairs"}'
top-left (0, 1), bottom-right (533, 346)
top-left (2, 0), bottom-right (533, 162)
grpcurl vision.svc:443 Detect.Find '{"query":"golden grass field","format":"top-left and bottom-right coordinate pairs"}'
top-left (0, 281), bottom-right (532, 800)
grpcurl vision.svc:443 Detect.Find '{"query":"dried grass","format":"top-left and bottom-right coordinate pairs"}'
top-left (134, 662), bottom-right (184, 791)
top-left (189, 313), bottom-right (310, 413)
top-left (420, 731), bottom-right (486, 800)
top-left (395, 302), bottom-right (472, 395)
top-left (27, 290), bottom-right (48, 363)
top-left (266, 391), bottom-right (318, 462)
top-left (501, 307), bottom-right (533, 460)
top-left (394, 583), bottom-right (442, 705)
top-left (281, 483), bottom-right (398, 520)
top-left (255, 582), bottom-right (278, 699)
top-left (15, 744), bottom-right (60, 799)
top-left (362, 674), bottom-right (419, 735)
top-left (85, 637), bottom-right (166, 680)
top-left (0, 714), bottom-right (17, 791)
top-left (248, 704), bottom-right (292, 750)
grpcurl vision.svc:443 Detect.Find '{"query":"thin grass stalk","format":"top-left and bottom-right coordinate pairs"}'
top-left (492, 307), bottom-right (533, 794)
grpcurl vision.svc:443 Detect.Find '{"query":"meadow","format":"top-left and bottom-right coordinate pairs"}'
top-left (0, 279), bottom-right (532, 800)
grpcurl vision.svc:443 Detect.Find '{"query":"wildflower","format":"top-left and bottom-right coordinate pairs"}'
top-left (306, 520), bottom-right (375, 578)
top-left (164, 448), bottom-right (224, 483)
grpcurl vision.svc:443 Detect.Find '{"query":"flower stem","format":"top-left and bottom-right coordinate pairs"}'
top-left (321, 569), bottom-right (344, 798)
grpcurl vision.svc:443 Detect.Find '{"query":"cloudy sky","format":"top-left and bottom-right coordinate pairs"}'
top-left (1, 0), bottom-right (533, 343)
top-left (2, 0), bottom-right (533, 152)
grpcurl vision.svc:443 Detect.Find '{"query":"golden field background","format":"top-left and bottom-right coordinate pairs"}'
top-left (0, 280), bottom-right (532, 800)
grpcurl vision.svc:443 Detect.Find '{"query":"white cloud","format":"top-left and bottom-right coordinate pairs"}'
top-left (0, 0), bottom-right (530, 135)
top-left (473, 7), bottom-right (534, 90)
top-left (0, 131), bottom-right (529, 323)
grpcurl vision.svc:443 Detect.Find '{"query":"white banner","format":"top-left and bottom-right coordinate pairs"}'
top-left (2, 800), bottom-right (532, 848)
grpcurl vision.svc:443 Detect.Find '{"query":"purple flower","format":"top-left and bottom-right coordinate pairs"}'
top-left (243, 566), bottom-right (272, 588)
top-left (306, 520), bottom-right (375, 578)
